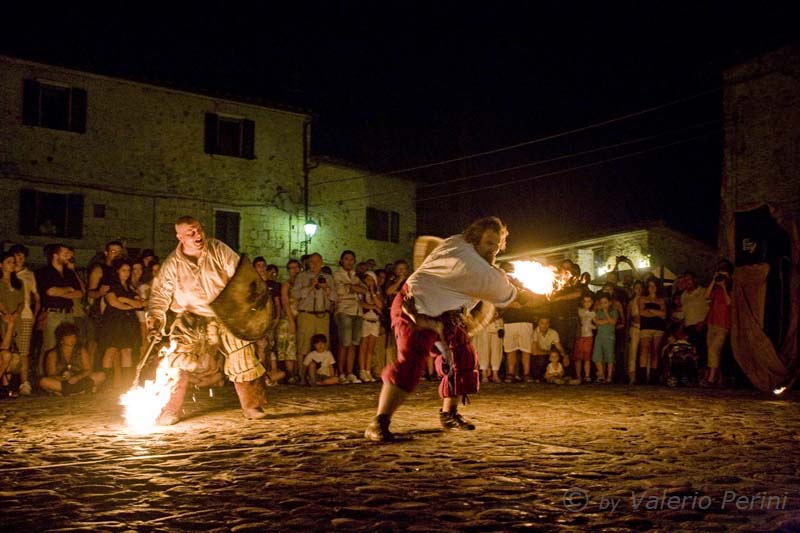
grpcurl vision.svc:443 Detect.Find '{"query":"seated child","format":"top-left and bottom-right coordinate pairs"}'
top-left (302, 334), bottom-right (340, 386)
top-left (544, 348), bottom-right (566, 384)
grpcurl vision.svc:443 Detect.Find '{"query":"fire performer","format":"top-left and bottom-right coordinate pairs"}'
top-left (146, 216), bottom-right (272, 425)
top-left (364, 216), bottom-right (539, 441)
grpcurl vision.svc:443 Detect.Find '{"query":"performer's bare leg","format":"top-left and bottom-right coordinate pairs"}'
top-left (376, 382), bottom-right (408, 416)
top-left (365, 383), bottom-right (408, 441)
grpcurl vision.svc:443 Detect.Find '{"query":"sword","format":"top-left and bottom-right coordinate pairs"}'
top-left (133, 335), bottom-right (162, 387)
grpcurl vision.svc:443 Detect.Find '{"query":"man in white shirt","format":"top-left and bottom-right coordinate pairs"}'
top-left (365, 217), bottom-right (536, 442)
top-left (333, 250), bottom-right (366, 384)
top-left (147, 216), bottom-right (271, 424)
top-left (530, 317), bottom-right (567, 382)
top-left (680, 272), bottom-right (709, 357)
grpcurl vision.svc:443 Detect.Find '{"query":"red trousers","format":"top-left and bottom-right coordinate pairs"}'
top-left (382, 291), bottom-right (480, 398)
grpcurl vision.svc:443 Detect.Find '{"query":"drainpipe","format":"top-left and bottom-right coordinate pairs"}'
top-left (302, 116), bottom-right (318, 255)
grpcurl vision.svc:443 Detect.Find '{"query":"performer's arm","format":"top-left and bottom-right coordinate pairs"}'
top-left (472, 265), bottom-right (518, 308)
top-left (147, 258), bottom-right (176, 329)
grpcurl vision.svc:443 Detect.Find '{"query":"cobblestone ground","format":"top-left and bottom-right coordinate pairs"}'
top-left (1, 381), bottom-right (799, 532)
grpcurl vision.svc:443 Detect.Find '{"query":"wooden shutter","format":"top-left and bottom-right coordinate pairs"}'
top-left (204, 112), bottom-right (218, 154)
top-left (70, 88), bottom-right (87, 133)
top-left (390, 211), bottom-right (400, 243)
top-left (22, 80), bottom-right (40, 126)
top-left (18, 189), bottom-right (37, 235)
top-left (65, 193), bottom-right (84, 239)
top-left (241, 119), bottom-right (255, 159)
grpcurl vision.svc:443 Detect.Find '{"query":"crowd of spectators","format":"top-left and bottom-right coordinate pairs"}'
top-left (482, 256), bottom-right (735, 387)
top-left (0, 239), bottom-right (735, 399)
top-left (0, 242), bottom-right (159, 397)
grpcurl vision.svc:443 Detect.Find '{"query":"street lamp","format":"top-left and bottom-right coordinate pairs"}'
top-left (302, 219), bottom-right (318, 255)
top-left (304, 219), bottom-right (318, 239)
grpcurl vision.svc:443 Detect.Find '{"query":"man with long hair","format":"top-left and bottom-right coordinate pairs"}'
top-left (365, 217), bottom-right (536, 441)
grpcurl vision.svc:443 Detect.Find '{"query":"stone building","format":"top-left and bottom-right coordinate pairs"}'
top-left (0, 55), bottom-right (416, 269)
top-left (720, 44), bottom-right (800, 258)
top-left (501, 221), bottom-right (719, 284)
top-left (306, 157), bottom-right (416, 267)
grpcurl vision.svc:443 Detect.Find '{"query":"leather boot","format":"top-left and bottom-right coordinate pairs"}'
top-left (364, 414), bottom-right (394, 442)
top-left (439, 408), bottom-right (476, 431)
top-left (234, 379), bottom-right (268, 420)
top-left (157, 371), bottom-right (188, 425)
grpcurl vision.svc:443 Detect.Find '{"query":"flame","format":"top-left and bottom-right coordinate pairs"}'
top-left (510, 260), bottom-right (560, 295)
top-left (120, 340), bottom-right (179, 431)
top-left (773, 387), bottom-right (787, 396)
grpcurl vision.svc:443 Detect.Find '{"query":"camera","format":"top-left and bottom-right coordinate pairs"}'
top-left (317, 275), bottom-right (326, 283)
top-left (497, 328), bottom-right (505, 339)
top-left (714, 273), bottom-right (726, 283)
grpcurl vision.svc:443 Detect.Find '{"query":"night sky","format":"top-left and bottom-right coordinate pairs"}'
top-left (2, 2), bottom-right (797, 252)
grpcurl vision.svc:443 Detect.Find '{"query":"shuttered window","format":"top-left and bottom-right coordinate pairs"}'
top-left (22, 80), bottom-right (87, 133)
top-left (19, 189), bottom-right (84, 239)
top-left (366, 207), bottom-right (400, 243)
top-left (204, 113), bottom-right (255, 159)
top-left (214, 210), bottom-right (241, 251)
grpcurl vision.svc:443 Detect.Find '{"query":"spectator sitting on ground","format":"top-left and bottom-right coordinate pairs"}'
top-left (531, 317), bottom-right (568, 383)
top-left (303, 333), bottom-right (339, 386)
top-left (544, 349), bottom-right (566, 384)
top-left (40, 322), bottom-right (106, 395)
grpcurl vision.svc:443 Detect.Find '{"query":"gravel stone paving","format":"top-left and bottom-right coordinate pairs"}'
top-left (1, 381), bottom-right (798, 531)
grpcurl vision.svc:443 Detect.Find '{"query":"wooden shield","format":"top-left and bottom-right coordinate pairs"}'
top-left (210, 254), bottom-right (272, 340)
top-left (413, 235), bottom-right (445, 270)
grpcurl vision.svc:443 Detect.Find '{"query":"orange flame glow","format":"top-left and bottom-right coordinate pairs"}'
top-left (120, 340), bottom-right (179, 431)
top-left (510, 260), bottom-right (560, 295)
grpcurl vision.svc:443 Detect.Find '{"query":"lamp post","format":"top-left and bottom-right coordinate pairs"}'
top-left (303, 219), bottom-right (318, 254)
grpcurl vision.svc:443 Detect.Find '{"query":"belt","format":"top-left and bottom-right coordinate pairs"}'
top-left (299, 311), bottom-right (328, 316)
top-left (45, 308), bottom-right (72, 313)
top-left (364, 319), bottom-right (379, 324)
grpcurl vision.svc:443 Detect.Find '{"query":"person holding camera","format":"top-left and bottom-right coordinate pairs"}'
top-left (702, 260), bottom-right (733, 387)
top-left (291, 252), bottom-right (337, 364)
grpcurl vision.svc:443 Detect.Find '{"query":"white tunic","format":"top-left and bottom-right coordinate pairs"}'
top-left (148, 238), bottom-right (239, 322)
top-left (406, 234), bottom-right (517, 317)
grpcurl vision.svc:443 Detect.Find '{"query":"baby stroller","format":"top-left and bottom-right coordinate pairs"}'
top-left (660, 338), bottom-right (699, 387)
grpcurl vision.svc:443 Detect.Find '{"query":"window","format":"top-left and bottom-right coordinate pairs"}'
top-left (19, 189), bottom-right (84, 239)
top-left (366, 207), bottom-right (400, 243)
top-left (22, 80), bottom-right (87, 133)
top-left (215, 210), bottom-right (241, 250)
top-left (204, 113), bottom-right (255, 159)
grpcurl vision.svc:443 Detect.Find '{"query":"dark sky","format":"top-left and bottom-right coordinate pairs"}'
top-left (2, 2), bottom-right (797, 251)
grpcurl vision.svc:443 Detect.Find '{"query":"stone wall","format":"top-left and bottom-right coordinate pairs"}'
top-left (721, 44), bottom-right (800, 258)
top-left (307, 160), bottom-right (416, 267)
top-left (504, 223), bottom-right (718, 284)
top-left (0, 55), bottom-right (311, 268)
